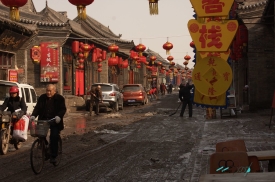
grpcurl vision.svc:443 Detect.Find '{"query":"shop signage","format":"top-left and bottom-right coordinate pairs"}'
top-left (8, 69), bottom-right (18, 82)
top-left (40, 42), bottom-right (59, 82)
top-left (0, 30), bottom-right (28, 51)
top-left (188, 20), bottom-right (238, 52)
top-left (190, 0), bottom-right (234, 18)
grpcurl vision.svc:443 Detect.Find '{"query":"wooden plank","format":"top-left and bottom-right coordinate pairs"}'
top-left (199, 172), bottom-right (275, 182)
top-left (247, 150), bottom-right (275, 161)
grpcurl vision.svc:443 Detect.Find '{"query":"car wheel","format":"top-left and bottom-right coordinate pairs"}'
top-left (119, 101), bottom-right (123, 110)
top-left (113, 101), bottom-right (119, 112)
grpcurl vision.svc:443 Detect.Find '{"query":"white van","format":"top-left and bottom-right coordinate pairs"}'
top-left (0, 80), bottom-right (37, 115)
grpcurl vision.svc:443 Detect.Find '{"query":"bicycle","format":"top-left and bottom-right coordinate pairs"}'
top-left (29, 118), bottom-right (62, 174)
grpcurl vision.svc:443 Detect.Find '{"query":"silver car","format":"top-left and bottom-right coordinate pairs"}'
top-left (90, 83), bottom-right (123, 112)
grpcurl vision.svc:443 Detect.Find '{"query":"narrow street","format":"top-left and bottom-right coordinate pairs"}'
top-left (1, 92), bottom-right (275, 182)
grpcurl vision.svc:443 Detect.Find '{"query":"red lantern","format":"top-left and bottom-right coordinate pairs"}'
top-left (78, 53), bottom-right (84, 59)
top-left (72, 41), bottom-right (79, 55)
top-left (190, 41), bottom-right (195, 48)
top-left (183, 61), bottom-right (188, 66)
top-left (97, 68), bottom-right (102, 72)
top-left (78, 59), bottom-right (84, 64)
top-left (97, 63), bottom-right (102, 68)
top-left (170, 62), bottom-right (175, 66)
top-left (167, 56), bottom-right (174, 62)
top-left (81, 43), bottom-right (93, 58)
top-left (68, 0), bottom-right (94, 20)
top-left (1, 0), bottom-right (27, 21)
top-left (78, 63), bottom-right (84, 69)
top-left (108, 57), bottom-right (118, 66)
top-left (122, 60), bottom-right (129, 68)
top-left (184, 55), bottom-right (191, 61)
top-left (185, 67), bottom-right (189, 70)
top-left (97, 58), bottom-right (102, 62)
top-left (137, 64), bottom-right (141, 69)
top-left (150, 55), bottom-right (157, 64)
top-left (108, 44), bottom-right (119, 57)
top-left (163, 41), bottom-right (173, 55)
top-left (157, 62), bottom-right (162, 67)
top-left (135, 44), bottom-right (146, 56)
top-left (118, 57), bottom-right (123, 68)
top-left (149, 0), bottom-right (159, 15)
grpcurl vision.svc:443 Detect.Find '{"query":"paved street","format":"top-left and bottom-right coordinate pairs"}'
top-left (1, 92), bottom-right (275, 181)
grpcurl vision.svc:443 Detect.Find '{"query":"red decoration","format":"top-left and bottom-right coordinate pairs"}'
top-left (108, 44), bottom-right (119, 57)
top-left (81, 43), bottom-right (93, 58)
top-left (167, 56), bottom-right (174, 62)
top-left (1, 0), bottom-right (27, 21)
top-left (183, 61), bottom-right (188, 66)
top-left (139, 56), bottom-right (147, 64)
top-left (97, 68), bottom-right (102, 72)
top-left (30, 46), bottom-right (41, 64)
top-left (78, 63), bottom-right (84, 69)
top-left (108, 57), bottom-right (118, 66)
top-left (135, 44), bottom-right (146, 56)
top-left (190, 41), bottom-right (195, 48)
top-left (78, 59), bottom-right (84, 64)
top-left (97, 63), bottom-right (102, 68)
top-left (163, 41), bottom-right (173, 55)
top-left (68, 0), bottom-right (94, 20)
top-left (72, 41), bottom-right (79, 55)
top-left (97, 58), bottom-right (102, 62)
top-left (118, 57), bottom-right (123, 68)
top-left (184, 55), bottom-right (191, 61)
top-left (102, 50), bottom-right (106, 60)
top-left (170, 62), bottom-right (175, 66)
top-left (122, 59), bottom-right (129, 68)
top-left (150, 55), bottom-right (157, 64)
top-left (78, 53), bottom-right (84, 59)
top-left (157, 62), bottom-right (162, 66)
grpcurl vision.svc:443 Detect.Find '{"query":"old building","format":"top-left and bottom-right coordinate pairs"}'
top-left (234, 0), bottom-right (274, 111)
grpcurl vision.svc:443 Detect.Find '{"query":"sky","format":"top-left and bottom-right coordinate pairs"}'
top-left (32, 0), bottom-right (195, 68)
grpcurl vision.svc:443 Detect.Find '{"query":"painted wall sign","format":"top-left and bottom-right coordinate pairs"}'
top-left (40, 42), bottom-right (59, 82)
top-left (8, 69), bottom-right (18, 82)
top-left (190, 0), bottom-right (234, 17)
top-left (192, 56), bottom-right (232, 97)
top-left (188, 20), bottom-right (238, 52)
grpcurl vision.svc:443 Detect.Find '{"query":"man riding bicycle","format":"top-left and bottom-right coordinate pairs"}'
top-left (30, 84), bottom-right (66, 163)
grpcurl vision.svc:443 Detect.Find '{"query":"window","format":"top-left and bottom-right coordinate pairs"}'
top-left (123, 86), bottom-right (140, 91)
top-left (30, 89), bottom-right (37, 103)
top-left (24, 88), bottom-right (30, 103)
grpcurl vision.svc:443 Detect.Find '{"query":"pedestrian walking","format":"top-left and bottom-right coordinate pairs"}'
top-left (160, 83), bottom-right (166, 95)
top-left (179, 81), bottom-right (194, 117)
top-left (168, 83), bottom-right (173, 94)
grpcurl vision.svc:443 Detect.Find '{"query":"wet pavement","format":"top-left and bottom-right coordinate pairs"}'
top-left (1, 92), bottom-right (275, 181)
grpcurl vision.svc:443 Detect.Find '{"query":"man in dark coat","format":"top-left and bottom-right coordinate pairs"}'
top-left (90, 85), bottom-right (103, 115)
top-left (30, 84), bottom-right (66, 163)
top-left (179, 81), bottom-right (194, 117)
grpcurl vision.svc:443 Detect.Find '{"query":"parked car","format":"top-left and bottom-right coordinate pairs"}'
top-left (86, 83), bottom-right (123, 112)
top-left (121, 84), bottom-right (148, 105)
top-left (0, 80), bottom-right (37, 115)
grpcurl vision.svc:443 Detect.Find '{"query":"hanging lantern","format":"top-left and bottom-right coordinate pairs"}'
top-left (78, 63), bottom-right (84, 69)
top-left (162, 66), bottom-right (166, 70)
top-left (167, 56), bottom-right (174, 62)
top-left (78, 59), bottom-right (84, 64)
top-left (78, 53), bottom-right (84, 59)
top-left (81, 43), bottom-right (93, 58)
top-left (157, 62), bottom-right (162, 67)
top-left (97, 63), bottom-right (102, 68)
top-left (136, 64), bottom-right (141, 69)
top-left (0, 0), bottom-right (28, 21)
top-left (72, 41), bottom-right (79, 56)
top-left (183, 61), bottom-right (188, 66)
top-left (97, 68), bottom-right (102, 72)
top-left (170, 62), bottom-right (175, 66)
top-left (190, 41), bottom-right (195, 48)
top-left (108, 44), bottom-right (119, 57)
top-left (97, 58), bottom-right (103, 62)
top-left (185, 67), bottom-right (189, 70)
top-left (150, 55), bottom-right (157, 64)
top-left (108, 57), bottom-right (118, 66)
top-left (68, 0), bottom-right (94, 20)
top-left (149, 0), bottom-right (159, 15)
top-left (135, 43), bottom-right (146, 56)
top-left (184, 55), bottom-right (191, 61)
top-left (163, 41), bottom-right (173, 55)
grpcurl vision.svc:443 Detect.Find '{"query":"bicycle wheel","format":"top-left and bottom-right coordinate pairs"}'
top-left (53, 135), bottom-right (62, 166)
top-left (30, 139), bottom-right (45, 174)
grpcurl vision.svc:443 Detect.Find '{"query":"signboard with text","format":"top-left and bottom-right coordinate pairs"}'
top-left (40, 42), bottom-right (59, 82)
top-left (8, 69), bottom-right (18, 82)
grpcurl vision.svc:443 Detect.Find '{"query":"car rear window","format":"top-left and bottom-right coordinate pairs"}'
top-left (92, 85), bottom-right (112, 92)
top-left (123, 86), bottom-right (141, 91)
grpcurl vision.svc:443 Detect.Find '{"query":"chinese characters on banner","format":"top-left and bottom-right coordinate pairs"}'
top-left (190, 0), bottom-right (234, 17)
top-left (40, 42), bottom-right (59, 82)
top-left (8, 70), bottom-right (18, 82)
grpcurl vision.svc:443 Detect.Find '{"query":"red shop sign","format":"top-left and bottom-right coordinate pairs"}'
top-left (8, 69), bottom-right (18, 82)
top-left (40, 42), bottom-right (59, 82)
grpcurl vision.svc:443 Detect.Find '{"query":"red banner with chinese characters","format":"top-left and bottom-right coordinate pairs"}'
top-left (8, 69), bottom-right (18, 82)
top-left (40, 42), bottom-right (59, 82)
